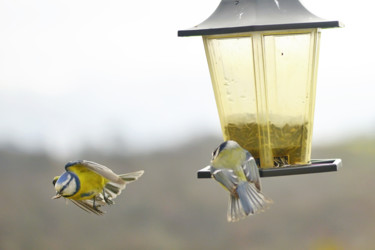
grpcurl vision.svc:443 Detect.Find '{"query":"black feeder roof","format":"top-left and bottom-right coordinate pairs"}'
top-left (178, 0), bottom-right (342, 36)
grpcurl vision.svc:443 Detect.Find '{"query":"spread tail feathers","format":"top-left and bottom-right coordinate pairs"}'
top-left (104, 170), bottom-right (144, 201)
top-left (227, 194), bottom-right (246, 222)
top-left (119, 170), bottom-right (144, 182)
top-left (227, 181), bottom-right (271, 222)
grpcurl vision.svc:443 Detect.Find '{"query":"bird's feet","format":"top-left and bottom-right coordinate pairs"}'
top-left (103, 190), bottom-right (114, 205)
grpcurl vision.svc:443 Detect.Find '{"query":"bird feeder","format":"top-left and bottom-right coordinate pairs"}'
top-left (178, 0), bottom-right (343, 177)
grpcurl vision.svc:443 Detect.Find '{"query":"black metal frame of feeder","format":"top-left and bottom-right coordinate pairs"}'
top-left (178, 0), bottom-right (342, 37)
top-left (197, 159), bottom-right (342, 178)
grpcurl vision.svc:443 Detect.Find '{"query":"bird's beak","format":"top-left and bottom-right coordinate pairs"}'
top-left (51, 193), bottom-right (62, 199)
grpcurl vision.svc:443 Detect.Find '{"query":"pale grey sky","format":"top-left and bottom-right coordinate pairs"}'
top-left (0, 0), bottom-right (373, 156)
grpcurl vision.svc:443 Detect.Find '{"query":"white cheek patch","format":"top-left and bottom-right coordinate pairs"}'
top-left (60, 176), bottom-right (71, 187)
top-left (62, 177), bottom-right (78, 196)
top-left (55, 175), bottom-right (71, 192)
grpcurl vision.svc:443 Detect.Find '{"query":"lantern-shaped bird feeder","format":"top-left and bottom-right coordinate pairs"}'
top-left (178, 0), bottom-right (343, 177)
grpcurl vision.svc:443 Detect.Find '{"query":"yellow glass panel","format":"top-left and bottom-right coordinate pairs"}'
top-left (203, 29), bottom-right (320, 168)
top-left (203, 36), bottom-right (256, 129)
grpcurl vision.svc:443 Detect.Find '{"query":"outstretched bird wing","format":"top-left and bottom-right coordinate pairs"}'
top-left (241, 152), bottom-right (261, 191)
top-left (65, 160), bottom-right (126, 185)
top-left (70, 199), bottom-right (105, 215)
top-left (210, 167), bottom-right (239, 195)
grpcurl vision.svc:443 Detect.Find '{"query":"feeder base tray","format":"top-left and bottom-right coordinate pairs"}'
top-left (197, 159), bottom-right (342, 178)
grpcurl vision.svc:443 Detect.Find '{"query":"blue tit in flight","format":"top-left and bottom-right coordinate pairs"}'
top-left (209, 140), bottom-right (271, 222)
top-left (52, 160), bottom-right (144, 215)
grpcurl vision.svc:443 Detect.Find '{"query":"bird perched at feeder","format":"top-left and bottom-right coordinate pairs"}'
top-left (209, 140), bottom-right (271, 222)
top-left (52, 160), bottom-right (144, 215)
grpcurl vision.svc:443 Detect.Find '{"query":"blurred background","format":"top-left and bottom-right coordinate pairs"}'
top-left (1, 0), bottom-right (374, 249)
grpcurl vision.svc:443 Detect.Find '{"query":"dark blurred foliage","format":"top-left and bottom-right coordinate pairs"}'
top-left (1, 135), bottom-right (374, 250)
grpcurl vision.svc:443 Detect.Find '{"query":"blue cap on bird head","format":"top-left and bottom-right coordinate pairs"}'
top-left (54, 172), bottom-right (80, 197)
top-left (212, 140), bottom-right (241, 159)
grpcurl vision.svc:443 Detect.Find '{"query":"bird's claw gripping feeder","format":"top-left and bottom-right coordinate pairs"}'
top-left (178, 0), bottom-right (343, 177)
